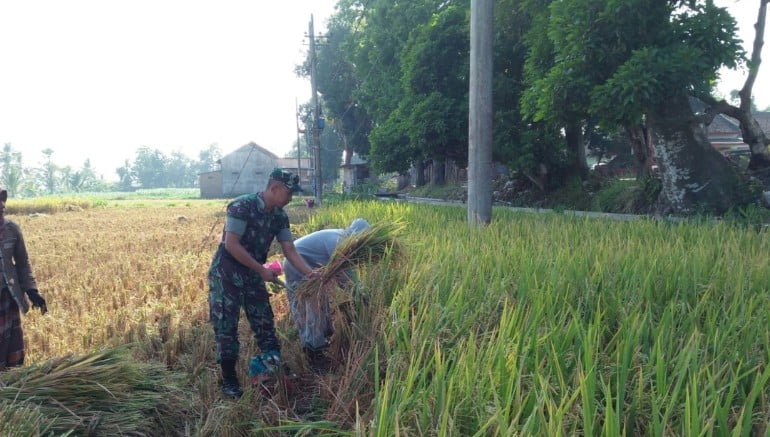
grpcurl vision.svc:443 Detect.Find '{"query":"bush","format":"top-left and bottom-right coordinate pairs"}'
top-left (592, 177), bottom-right (661, 214)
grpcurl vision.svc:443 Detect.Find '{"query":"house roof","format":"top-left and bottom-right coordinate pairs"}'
top-left (708, 114), bottom-right (740, 134)
top-left (225, 142), bottom-right (280, 160)
top-left (707, 112), bottom-right (770, 138)
top-left (753, 112), bottom-right (770, 134)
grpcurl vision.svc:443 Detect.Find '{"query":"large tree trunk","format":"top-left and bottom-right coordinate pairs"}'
top-left (565, 122), bottom-right (588, 179)
top-left (431, 158), bottom-right (446, 185)
top-left (414, 161), bottom-right (426, 187)
top-left (626, 123), bottom-right (655, 179)
top-left (649, 95), bottom-right (752, 215)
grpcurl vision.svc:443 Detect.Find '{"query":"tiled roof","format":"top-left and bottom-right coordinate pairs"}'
top-left (753, 112), bottom-right (770, 134)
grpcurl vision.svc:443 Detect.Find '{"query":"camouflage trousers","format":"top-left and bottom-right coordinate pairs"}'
top-left (208, 273), bottom-right (280, 362)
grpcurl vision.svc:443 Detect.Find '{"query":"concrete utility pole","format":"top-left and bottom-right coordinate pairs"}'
top-left (309, 15), bottom-right (323, 204)
top-left (467, 0), bottom-right (494, 226)
top-left (295, 98), bottom-right (303, 185)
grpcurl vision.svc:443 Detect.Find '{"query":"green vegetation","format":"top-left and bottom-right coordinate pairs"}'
top-left (301, 200), bottom-right (770, 434)
top-left (12, 195), bottom-right (769, 434)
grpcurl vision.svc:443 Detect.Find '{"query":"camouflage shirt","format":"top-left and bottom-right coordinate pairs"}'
top-left (209, 193), bottom-right (292, 293)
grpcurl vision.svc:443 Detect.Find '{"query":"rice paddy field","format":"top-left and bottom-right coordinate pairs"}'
top-left (3, 198), bottom-right (769, 435)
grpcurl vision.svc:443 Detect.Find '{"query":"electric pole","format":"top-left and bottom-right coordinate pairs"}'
top-left (467, 0), bottom-right (494, 226)
top-left (309, 14), bottom-right (323, 204)
top-left (295, 98), bottom-right (303, 186)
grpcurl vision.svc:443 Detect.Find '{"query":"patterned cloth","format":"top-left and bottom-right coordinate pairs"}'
top-left (0, 287), bottom-right (24, 371)
top-left (208, 192), bottom-right (293, 361)
top-left (208, 281), bottom-right (279, 361)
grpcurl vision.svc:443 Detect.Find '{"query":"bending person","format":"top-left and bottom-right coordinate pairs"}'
top-left (282, 218), bottom-right (369, 366)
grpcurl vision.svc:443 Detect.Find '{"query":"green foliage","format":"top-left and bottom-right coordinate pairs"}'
top-left (369, 103), bottom-right (416, 174)
top-left (314, 18), bottom-right (372, 159)
top-left (592, 177), bottom-right (662, 213)
top-left (542, 0), bottom-right (744, 129)
top-left (409, 182), bottom-right (466, 201)
top-left (304, 201), bottom-right (770, 434)
top-left (548, 176), bottom-right (594, 211)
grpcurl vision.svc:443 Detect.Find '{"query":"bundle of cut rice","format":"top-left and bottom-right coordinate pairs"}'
top-left (0, 346), bottom-right (184, 436)
top-left (295, 221), bottom-right (405, 299)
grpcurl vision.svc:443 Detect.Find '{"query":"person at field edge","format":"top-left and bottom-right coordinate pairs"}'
top-left (0, 187), bottom-right (48, 371)
top-left (282, 218), bottom-right (369, 370)
top-left (208, 168), bottom-right (318, 398)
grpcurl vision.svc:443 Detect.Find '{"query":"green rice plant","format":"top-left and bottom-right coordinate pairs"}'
top-left (299, 201), bottom-right (770, 435)
top-left (14, 199), bottom-right (770, 435)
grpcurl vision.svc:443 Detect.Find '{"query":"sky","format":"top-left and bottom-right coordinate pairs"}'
top-left (0, 0), bottom-right (767, 181)
top-left (0, 0), bottom-right (337, 180)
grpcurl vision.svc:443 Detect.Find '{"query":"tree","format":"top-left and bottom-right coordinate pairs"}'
top-left (0, 143), bottom-right (25, 198)
top-left (401, 3), bottom-right (471, 185)
top-left (539, 0), bottom-right (751, 213)
top-left (40, 148), bottom-right (58, 194)
top-left (132, 147), bottom-right (168, 188)
top-left (698, 0), bottom-right (770, 173)
top-left (166, 152), bottom-right (195, 187)
top-left (312, 12), bottom-right (372, 167)
top-left (197, 143), bottom-right (222, 173)
top-left (115, 160), bottom-right (134, 191)
top-left (520, 0), bottom-right (595, 183)
top-left (349, 0), bottom-right (453, 178)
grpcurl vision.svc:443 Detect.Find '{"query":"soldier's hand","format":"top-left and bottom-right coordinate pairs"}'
top-left (26, 289), bottom-right (47, 315)
top-left (258, 266), bottom-right (283, 285)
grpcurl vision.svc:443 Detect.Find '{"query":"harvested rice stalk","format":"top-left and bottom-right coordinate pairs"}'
top-left (0, 346), bottom-right (185, 436)
top-left (295, 221), bottom-right (405, 299)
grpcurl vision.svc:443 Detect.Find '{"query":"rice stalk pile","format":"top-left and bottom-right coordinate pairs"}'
top-left (295, 221), bottom-right (406, 299)
top-left (0, 346), bottom-right (185, 436)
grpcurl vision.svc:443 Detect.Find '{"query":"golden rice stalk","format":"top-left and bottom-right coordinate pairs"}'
top-left (0, 346), bottom-right (185, 436)
top-left (295, 221), bottom-right (405, 298)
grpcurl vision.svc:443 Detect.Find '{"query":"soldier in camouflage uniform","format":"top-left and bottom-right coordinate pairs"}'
top-left (208, 168), bottom-right (317, 398)
top-left (0, 187), bottom-right (48, 371)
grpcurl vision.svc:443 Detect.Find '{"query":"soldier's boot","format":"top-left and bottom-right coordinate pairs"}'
top-left (220, 359), bottom-right (243, 398)
top-left (250, 351), bottom-right (280, 395)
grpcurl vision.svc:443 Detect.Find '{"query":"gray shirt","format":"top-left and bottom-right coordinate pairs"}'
top-left (283, 218), bottom-right (369, 286)
top-left (283, 228), bottom-right (345, 284)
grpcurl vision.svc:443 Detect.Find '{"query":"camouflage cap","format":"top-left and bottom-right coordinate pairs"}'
top-left (269, 168), bottom-right (301, 193)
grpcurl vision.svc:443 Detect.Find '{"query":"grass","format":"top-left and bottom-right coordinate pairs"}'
top-left (12, 198), bottom-right (770, 435)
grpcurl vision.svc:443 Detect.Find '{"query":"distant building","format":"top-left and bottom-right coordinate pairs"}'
top-left (276, 157), bottom-right (313, 188)
top-left (698, 101), bottom-right (770, 150)
top-left (199, 170), bottom-right (223, 198)
top-left (340, 153), bottom-right (370, 191)
top-left (708, 114), bottom-right (744, 152)
top-left (198, 142), bottom-right (291, 198)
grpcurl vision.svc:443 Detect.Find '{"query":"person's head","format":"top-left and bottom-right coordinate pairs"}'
top-left (345, 218), bottom-right (370, 236)
top-left (263, 168), bottom-right (301, 209)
